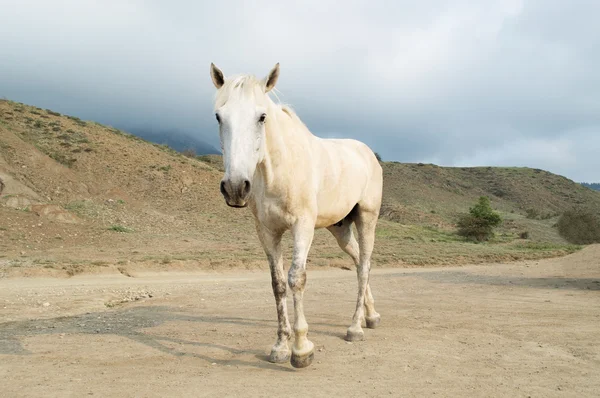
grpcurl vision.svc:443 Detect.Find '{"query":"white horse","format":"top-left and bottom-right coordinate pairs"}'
top-left (209, 63), bottom-right (383, 368)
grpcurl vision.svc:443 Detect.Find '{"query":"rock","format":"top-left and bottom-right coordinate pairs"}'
top-left (30, 204), bottom-right (82, 224)
top-left (3, 195), bottom-right (32, 209)
top-left (42, 302), bottom-right (50, 307)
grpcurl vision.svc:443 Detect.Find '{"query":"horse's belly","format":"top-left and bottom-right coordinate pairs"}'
top-left (314, 194), bottom-right (360, 228)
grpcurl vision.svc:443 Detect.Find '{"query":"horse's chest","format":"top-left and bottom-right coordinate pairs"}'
top-left (254, 198), bottom-right (295, 229)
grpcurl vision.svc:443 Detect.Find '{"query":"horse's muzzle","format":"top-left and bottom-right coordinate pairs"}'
top-left (220, 178), bottom-right (251, 208)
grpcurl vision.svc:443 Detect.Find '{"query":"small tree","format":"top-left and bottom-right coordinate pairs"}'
top-left (456, 196), bottom-right (502, 242)
top-left (557, 209), bottom-right (600, 244)
top-left (374, 152), bottom-right (382, 162)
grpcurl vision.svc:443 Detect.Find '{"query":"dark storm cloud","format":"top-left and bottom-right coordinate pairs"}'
top-left (1, 0), bottom-right (598, 181)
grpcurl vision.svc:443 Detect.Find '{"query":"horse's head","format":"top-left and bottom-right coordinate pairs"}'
top-left (210, 63), bottom-right (279, 208)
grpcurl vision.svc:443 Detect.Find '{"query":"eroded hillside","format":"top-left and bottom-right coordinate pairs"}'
top-left (0, 100), bottom-right (590, 276)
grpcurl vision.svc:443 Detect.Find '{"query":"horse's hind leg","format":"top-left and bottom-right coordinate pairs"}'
top-left (364, 284), bottom-right (380, 329)
top-left (345, 206), bottom-right (379, 341)
top-left (327, 222), bottom-right (380, 329)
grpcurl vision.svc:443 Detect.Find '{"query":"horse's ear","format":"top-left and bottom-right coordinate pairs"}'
top-left (210, 63), bottom-right (225, 89)
top-left (264, 63), bottom-right (280, 93)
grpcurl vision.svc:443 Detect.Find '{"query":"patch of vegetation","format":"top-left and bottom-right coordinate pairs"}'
top-left (182, 148), bottom-right (196, 158)
top-left (49, 151), bottom-right (76, 167)
top-left (67, 115), bottom-right (87, 126)
top-left (525, 208), bottom-right (557, 220)
top-left (511, 241), bottom-right (580, 253)
top-left (34, 120), bottom-right (44, 128)
top-left (159, 165), bottom-right (171, 172)
top-left (580, 182), bottom-right (600, 191)
top-left (556, 209), bottom-right (600, 244)
top-left (58, 130), bottom-right (89, 144)
top-left (525, 208), bottom-right (540, 219)
top-left (64, 200), bottom-right (99, 218)
top-left (196, 155), bottom-right (224, 171)
top-left (108, 225), bottom-right (133, 233)
top-left (456, 196), bottom-right (502, 242)
top-left (46, 109), bottom-right (61, 116)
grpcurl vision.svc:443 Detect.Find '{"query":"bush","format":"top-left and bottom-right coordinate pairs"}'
top-left (526, 208), bottom-right (556, 220)
top-left (525, 208), bottom-right (540, 219)
top-left (456, 196), bottom-right (502, 242)
top-left (109, 225), bottom-right (133, 233)
top-left (374, 152), bottom-right (382, 162)
top-left (182, 148), bottom-right (196, 158)
top-left (557, 209), bottom-right (600, 244)
top-left (519, 231), bottom-right (530, 239)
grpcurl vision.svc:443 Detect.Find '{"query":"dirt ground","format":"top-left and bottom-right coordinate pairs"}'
top-left (1, 246), bottom-right (599, 397)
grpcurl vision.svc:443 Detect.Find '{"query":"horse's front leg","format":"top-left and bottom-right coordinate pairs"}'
top-left (255, 222), bottom-right (291, 363)
top-left (288, 221), bottom-right (315, 368)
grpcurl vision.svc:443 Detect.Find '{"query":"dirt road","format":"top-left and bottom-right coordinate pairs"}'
top-left (1, 246), bottom-right (599, 397)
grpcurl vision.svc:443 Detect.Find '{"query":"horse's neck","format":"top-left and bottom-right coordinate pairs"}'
top-left (256, 105), bottom-right (310, 191)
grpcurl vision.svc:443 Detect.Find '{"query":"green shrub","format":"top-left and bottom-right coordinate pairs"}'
top-left (525, 208), bottom-right (540, 219)
top-left (456, 196), bottom-right (502, 242)
top-left (108, 225), bottom-right (133, 233)
top-left (67, 115), bottom-right (87, 126)
top-left (557, 209), bottom-right (600, 244)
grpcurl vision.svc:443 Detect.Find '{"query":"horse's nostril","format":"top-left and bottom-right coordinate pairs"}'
top-left (242, 179), bottom-right (251, 197)
top-left (220, 180), bottom-right (229, 199)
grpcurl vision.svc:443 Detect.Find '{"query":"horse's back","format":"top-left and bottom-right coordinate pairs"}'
top-left (320, 138), bottom-right (382, 185)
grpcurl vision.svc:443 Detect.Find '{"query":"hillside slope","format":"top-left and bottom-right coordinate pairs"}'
top-left (380, 162), bottom-right (600, 241)
top-left (0, 99), bottom-right (591, 275)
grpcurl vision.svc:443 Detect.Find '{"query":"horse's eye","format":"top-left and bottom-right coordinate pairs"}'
top-left (215, 113), bottom-right (221, 123)
top-left (258, 113), bottom-right (267, 123)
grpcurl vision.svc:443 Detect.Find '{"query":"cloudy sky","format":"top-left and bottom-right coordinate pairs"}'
top-left (1, 0), bottom-right (598, 181)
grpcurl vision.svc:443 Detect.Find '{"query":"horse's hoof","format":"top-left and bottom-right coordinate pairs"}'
top-left (290, 350), bottom-right (314, 368)
top-left (269, 348), bottom-right (290, 363)
top-left (345, 327), bottom-right (365, 342)
top-left (290, 341), bottom-right (315, 368)
top-left (366, 314), bottom-right (381, 329)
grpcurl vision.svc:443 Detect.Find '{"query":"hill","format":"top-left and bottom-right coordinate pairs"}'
top-left (0, 99), bottom-right (593, 276)
top-left (127, 127), bottom-right (220, 156)
top-left (380, 162), bottom-right (600, 240)
top-left (581, 182), bottom-right (600, 192)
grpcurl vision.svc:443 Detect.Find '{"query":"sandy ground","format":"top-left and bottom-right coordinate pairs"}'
top-left (1, 246), bottom-right (599, 397)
